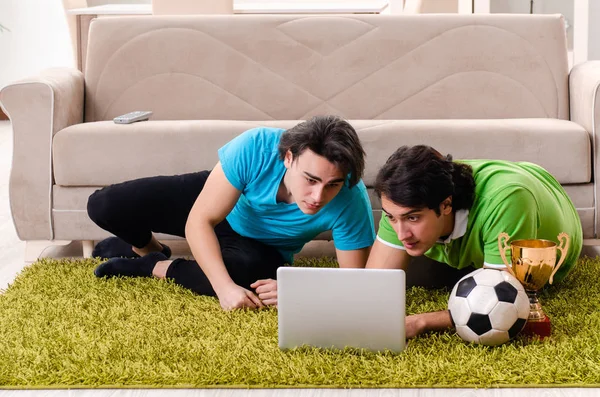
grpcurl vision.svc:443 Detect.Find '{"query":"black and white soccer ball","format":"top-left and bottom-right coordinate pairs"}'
top-left (448, 268), bottom-right (529, 346)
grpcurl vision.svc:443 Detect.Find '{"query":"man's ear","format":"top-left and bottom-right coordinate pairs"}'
top-left (441, 196), bottom-right (453, 215)
top-left (284, 150), bottom-right (293, 168)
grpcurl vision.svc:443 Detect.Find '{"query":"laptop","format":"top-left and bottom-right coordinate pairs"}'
top-left (277, 267), bottom-right (406, 353)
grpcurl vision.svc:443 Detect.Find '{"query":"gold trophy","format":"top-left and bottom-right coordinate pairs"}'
top-left (498, 232), bottom-right (570, 338)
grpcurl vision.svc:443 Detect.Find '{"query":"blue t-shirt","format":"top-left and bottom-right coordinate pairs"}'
top-left (218, 127), bottom-right (375, 263)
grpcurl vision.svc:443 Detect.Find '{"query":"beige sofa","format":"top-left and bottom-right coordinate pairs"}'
top-left (1, 14), bottom-right (600, 259)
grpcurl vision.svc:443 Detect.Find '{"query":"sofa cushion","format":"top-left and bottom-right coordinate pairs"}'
top-left (52, 119), bottom-right (590, 187)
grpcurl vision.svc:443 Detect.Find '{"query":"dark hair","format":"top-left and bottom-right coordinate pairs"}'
top-left (374, 145), bottom-right (475, 214)
top-left (278, 115), bottom-right (365, 188)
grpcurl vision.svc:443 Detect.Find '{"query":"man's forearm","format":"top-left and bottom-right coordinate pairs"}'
top-left (185, 222), bottom-right (233, 293)
top-left (407, 310), bottom-right (453, 338)
top-left (421, 310), bottom-right (453, 332)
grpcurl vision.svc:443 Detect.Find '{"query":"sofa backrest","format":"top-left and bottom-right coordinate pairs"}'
top-left (84, 14), bottom-right (569, 122)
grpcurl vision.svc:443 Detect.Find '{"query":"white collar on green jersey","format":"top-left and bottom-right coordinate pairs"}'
top-left (437, 209), bottom-right (469, 244)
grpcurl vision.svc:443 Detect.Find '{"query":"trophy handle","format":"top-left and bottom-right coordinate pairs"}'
top-left (549, 232), bottom-right (570, 284)
top-left (497, 232), bottom-right (517, 278)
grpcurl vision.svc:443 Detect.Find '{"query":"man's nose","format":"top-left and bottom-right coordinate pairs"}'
top-left (396, 224), bottom-right (412, 240)
top-left (311, 187), bottom-right (323, 202)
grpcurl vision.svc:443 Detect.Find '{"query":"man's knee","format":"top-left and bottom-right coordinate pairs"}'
top-left (222, 246), bottom-right (280, 285)
top-left (87, 187), bottom-right (116, 226)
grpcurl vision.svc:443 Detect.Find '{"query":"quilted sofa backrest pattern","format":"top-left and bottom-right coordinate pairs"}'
top-left (84, 14), bottom-right (569, 122)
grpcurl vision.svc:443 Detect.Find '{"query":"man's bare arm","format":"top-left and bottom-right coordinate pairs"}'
top-left (336, 247), bottom-right (371, 268)
top-left (406, 310), bottom-right (453, 339)
top-left (185, 162), bottom-right (263, 310)
top-left (366, 239), bottom-right (411, 270)
top-left (366, 240), bottom-right (454, 338)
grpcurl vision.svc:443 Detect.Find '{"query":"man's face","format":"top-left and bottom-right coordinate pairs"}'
top-left (381, 195), bottom-right (453, 256)
top-left (284, 149), bottom-right (346, 215)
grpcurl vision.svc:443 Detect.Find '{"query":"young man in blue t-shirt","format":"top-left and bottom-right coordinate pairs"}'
top-left (88, 115), bottom-right (375, 310)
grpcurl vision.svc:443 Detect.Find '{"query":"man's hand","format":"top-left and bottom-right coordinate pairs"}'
top-left (250, 278), bottom-right (278, 307)
top-left (215, 283), bottom-right (264, 311)
top-left (405, 314), bottom-right (427, 339)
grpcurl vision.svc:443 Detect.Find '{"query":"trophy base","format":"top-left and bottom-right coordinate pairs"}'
top-left (520, 316), bottom-right (552, 339)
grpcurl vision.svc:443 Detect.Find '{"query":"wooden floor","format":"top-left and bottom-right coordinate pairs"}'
top-left (0, 121), bottom-right (596, 397)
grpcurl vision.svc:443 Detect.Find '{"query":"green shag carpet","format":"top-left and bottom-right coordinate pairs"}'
top-left (1, 256), bottom-right (600, 389)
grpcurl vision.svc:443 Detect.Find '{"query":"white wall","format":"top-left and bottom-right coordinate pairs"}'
top-left (0, 0), bottom-right (74, 88)
top-left (490, 0), bottom-right (574, 50)
top-left (87, 0), bottom-right (149, 6)
top-left (421, 0), bottom-right (458, 13)
top-left (589, 1), bottom-right (600, 60)
top-left (0, 0), bottom-right (152, 88)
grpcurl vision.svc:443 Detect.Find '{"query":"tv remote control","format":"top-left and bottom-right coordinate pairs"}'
top-left (113, 111), bottom-right (153, 124)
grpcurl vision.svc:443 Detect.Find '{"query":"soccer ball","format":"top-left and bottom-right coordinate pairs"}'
top-left (448, 268), bottom-right (529, 346)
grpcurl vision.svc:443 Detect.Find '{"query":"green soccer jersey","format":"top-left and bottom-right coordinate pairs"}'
top-left (377, 160), bottom-right (582, 283)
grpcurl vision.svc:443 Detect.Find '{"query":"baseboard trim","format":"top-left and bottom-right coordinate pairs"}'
top-left (0, 108), bottom-right (8, 121)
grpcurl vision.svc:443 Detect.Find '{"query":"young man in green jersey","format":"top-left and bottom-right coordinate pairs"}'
top-left (366, 145), bottom-right (583, 338)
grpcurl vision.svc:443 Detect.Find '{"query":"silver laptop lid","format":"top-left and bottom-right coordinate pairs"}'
top-left (277, 267), bottom-right (406, 353)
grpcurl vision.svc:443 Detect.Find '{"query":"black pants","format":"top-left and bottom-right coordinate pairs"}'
top-left (87, 171), bottom-right (287, 296)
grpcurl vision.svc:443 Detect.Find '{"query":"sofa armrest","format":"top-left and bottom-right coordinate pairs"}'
top-left (570, 61), bottom-right (600, 238)
top-left (0, 68), bottom-right (84, 240)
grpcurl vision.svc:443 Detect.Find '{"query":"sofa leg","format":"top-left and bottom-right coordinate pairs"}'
top-left (24, 240), bottom-right (72, 263)
top-left (82, 240), bottom-right (95, 258)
